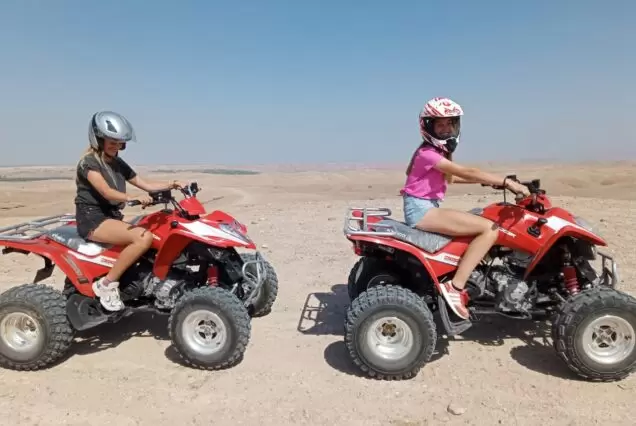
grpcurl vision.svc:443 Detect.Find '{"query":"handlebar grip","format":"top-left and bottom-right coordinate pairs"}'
top-left (127, 200), bottom-right (142, 207)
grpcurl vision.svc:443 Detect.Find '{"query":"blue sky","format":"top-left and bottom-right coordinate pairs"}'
top-left (0, 0), bottom-right (632, 167)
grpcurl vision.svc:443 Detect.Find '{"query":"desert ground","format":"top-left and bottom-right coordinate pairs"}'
top-left (0, 161), bottom-right (634, 425)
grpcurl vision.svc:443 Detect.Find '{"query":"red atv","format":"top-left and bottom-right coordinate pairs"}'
top-left (343, 175), bottom-right (635, 382)
top-left (0, 182), bottom-right (278, 371)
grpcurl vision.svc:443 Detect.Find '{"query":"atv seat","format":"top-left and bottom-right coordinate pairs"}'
top-left (374, 218), bottom-right (452, 253)
top-left (45, 225), bottom-right (112, 256)
top-left (45, 215), bottom-right (147, 257)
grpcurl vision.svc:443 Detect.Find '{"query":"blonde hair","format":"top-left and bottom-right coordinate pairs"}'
top-left (79, 145), bottom-right (117, 184)
top-left (405, 144), bottom-right (454, 184)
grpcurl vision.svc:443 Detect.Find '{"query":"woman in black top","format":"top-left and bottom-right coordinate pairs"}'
top-left (76, 111), bottom-right (186, 311)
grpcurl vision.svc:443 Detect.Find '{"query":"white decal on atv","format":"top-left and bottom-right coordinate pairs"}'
top-left (76, 242), bottom-right (108, 256)
top-left (180, 221), bottom-right (246, 244)
top-left (423, 252), bottom-right (460, 266)
top-left (522, 214), bottom-right (594, 237)
top-left (67, 251), bottom-right (116, 267)
top-left (498, 227), bottom-right (516, 238)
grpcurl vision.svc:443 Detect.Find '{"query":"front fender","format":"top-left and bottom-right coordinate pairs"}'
top-left (523, 225), bottom-right (607, 279)
top-left (152, 227), bottom-right (255, 279)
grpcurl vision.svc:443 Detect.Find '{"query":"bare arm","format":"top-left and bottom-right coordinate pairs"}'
top-left (451, 176), bottom-right (477, 184)
top-left (128, 175), bottom-right (176, 192)
top-left (434, 158), bottom-right (507, 186)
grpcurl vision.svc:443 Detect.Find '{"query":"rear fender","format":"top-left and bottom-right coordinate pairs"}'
top-left (0, 239), bottom-right (96, 297)
top-left (348, 235), bottom-right (448, 291)
top-left (524, 226), bottom-right (607, 279)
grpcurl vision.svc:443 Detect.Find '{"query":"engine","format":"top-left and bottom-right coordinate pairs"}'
top-left (490, 268), bottom-right (533, 314)
top-left (467, 261), bottom-right (534, 315)
top-left (142, 274), bottom-right (184, 309)
top-left (119, 264), bottom-right (186, 309)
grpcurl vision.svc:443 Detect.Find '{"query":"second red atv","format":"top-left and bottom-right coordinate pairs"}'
top-left (0, 182), bottom-right (278, 371)
top-left (343, 175), bottom-right (636, 382)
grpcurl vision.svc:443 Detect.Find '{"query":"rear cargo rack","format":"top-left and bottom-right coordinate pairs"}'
top-left (0, 213), bottom-right (75, 241)
top-left (343, 207), bottom-right (398, 237)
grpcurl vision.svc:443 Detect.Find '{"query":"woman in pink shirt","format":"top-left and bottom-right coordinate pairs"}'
top-left (401, 97), bottom-right (530, 320)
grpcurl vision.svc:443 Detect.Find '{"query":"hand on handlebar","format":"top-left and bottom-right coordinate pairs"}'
top-left (170, 180), bottom-right (190, 190)
top-left (506, 180), bottom-right (531, 197)
top-left (127, 194), bottom-right (154, 208)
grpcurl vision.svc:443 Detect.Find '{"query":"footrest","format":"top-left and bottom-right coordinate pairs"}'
top-left (437, 294), bottom-right (472, 336)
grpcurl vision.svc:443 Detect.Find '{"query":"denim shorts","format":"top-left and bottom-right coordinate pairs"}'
top-left (403, 194), bottom-right (440, 227)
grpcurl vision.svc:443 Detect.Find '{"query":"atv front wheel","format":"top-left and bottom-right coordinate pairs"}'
top-left (552, 287), bottom-right (636, 381)
top-left (344, 284), bottom-right (437, 380)
top-left (347, 257), bottom-right (401, 301)
top-left (240, 253), bottom-right (278, 317)
top-left (0, 284), bottom-right (74, 370)
top-left (168, 286), bottom-right (251, 370)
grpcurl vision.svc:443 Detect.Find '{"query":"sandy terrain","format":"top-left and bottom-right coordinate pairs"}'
top-left (0, 162), bottom-right (634, 425)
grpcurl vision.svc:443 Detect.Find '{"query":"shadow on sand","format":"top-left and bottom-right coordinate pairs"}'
top-left (297, 283), bottom-right (577, 380)
top-left (71, 311), bottom-right (170, 355)
top-left (64, 311), bottom-right (213, 369)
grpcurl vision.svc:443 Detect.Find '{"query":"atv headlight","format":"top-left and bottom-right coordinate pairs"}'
top-left (219, 222), bottom-right (250, 243)
top-left (573, 216), bottom-right (602, 239)
top-left (573, 216), bottom-right (594, 233)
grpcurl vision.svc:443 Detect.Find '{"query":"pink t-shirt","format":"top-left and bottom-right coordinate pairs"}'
top-left (400, 146), bottom-right (447, 200)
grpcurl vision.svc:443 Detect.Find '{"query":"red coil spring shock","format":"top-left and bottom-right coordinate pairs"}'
top-left (562, 265), bottom-right (580, 295)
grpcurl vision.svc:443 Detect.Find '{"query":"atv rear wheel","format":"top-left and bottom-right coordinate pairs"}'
top-left (0, 284), bottom-right (74, 370)
top-left (344, 284), bottom-right (437, 380)
top-left (168, 286), bottom-right (251, 370)
top-left (240, 253), bottom-right (278, 317)
top-left (347, 257), bottom-right (401, 301)
top-left (552, 287), bottom-right (636, 381)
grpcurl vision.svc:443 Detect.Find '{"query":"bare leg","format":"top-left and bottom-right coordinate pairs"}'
top-left (416, 208), bottom-right (499, 319)
top-left (87, 219), bottom-right (154, 310)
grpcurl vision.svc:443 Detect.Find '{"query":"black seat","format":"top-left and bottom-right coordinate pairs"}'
top-left (373, 218), bottom-right (452, 253)
top-left (45, 225), bottom-right (111, 256)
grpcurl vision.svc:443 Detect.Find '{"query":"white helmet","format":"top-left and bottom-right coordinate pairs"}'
top-left (88, 111), bottom-right (137, 151)
top-left (419, 97), bottom-right (463, 154)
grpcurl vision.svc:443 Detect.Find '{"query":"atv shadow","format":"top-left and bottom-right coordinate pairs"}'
top-left (70, 311), bottom-right (169, 357)
top-left (458, 315), bottom-right (576, 379)
top-left (298, 284), bottom-right (575, 380)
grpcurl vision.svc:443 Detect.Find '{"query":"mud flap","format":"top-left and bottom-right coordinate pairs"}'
top-left (437, 294), bottom-right (472, 336)
top-left (34, 256), bottom-right (54, 283)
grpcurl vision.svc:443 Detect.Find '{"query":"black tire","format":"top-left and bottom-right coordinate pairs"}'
top-left (344, 284), bottom-right (437, 380)
top-left (240, 253), bottom-right (278, 317)
top-left (168, 286), bottom-right (251, 370)
top-left (0, 284), bottom-right (74, 370)
top-left (552, 286), bottom-right (636, 381)
top-left (347, 257), bottom-right (401, 301)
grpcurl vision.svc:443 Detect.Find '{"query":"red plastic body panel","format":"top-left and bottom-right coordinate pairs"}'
top-left (347, 193), bottom-right (607, 290)
top-left (0, 195), bottom-right (254, 296)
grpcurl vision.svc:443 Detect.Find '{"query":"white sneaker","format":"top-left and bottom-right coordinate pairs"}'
top-left (92, 278), bottom-right (125, 311)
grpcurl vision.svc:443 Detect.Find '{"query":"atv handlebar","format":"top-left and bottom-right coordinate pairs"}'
top-left (126, 181), bottom-right (201, 207)
top-left (481, 175), bottom-right (546, 207)
top-left (481, 175), bottom-right (542, 195)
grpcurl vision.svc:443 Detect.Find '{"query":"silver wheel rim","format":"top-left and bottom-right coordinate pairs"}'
top-left (0, 312), bottom-right (43, 355)
top-left (181, 310), bottom-right (228, 356)
top-left (581, 314), bottom-right (635, 365)
top-left (365, 316), bottom-right (414, 361)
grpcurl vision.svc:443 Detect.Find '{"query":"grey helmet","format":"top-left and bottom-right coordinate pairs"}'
top-left (88, 111), bottom-right (137, 151)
